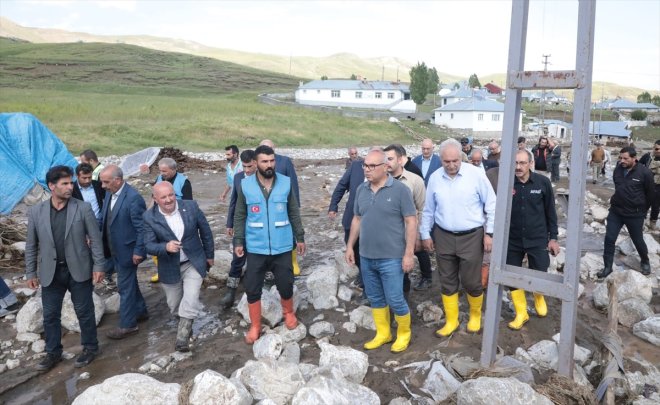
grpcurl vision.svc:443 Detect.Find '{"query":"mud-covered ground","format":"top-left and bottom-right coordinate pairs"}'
top-left (1, 157), bottom-right (659, 404)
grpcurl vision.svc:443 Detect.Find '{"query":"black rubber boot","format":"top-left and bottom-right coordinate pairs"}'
top-left (221, 277), bottom-right (240, 309)
top-left (597, 256), bottom-right (613, 279)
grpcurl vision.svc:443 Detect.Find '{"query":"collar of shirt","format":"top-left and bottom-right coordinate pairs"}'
top-left (79, 182), bottom-right (93, 190)
top-left (515, 172), bottom-right (536, 184)
top-left (441, 164), bottom-right (465, 180)
top-left (422, 156), bottom-right (433, 162)
top-left (113, 182), bottom-right (126, 199)
top-left (158, 201), bottom-right (180, 217)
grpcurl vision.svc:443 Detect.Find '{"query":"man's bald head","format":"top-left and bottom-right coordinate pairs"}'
top-left (153, 182), bottom-right (177, 214)
top-left (260, 139), bottom-right (275, 148)
top-left (421, 138), bottom-right (434, 159)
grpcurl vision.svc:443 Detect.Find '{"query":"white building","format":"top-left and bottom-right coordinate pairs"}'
top-left (295, 79), bottom-right (413, 111)
top-left (439, 87), bottom-right (494, 107)
top-left (433, 97), bottom-right (522, 137)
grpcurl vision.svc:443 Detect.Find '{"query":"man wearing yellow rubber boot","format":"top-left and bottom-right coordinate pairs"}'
top-left (420, 139), bottom-right (496, 337)
top-left (506, 150), bottom-right (560, 329)
top-left (346, 148), bottom-right (418, 353)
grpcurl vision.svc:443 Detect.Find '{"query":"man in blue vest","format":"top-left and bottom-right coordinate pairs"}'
top-left (233, 145), bottom-right (305, 344)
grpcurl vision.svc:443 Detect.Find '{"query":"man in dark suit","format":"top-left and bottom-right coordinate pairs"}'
top-left (99, 164), bottom-right (148, 340)
top-left (72, 163), bottom-right (105, 227)
top-left (25, 165), bottom-right (106, 371)
top-left (144, 182), bottom-right (214, 352)
top-left (412, 138), bottom-right (441, 186)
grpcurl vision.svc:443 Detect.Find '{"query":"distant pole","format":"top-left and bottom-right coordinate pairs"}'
top-left (382, 65), bottom-right (384, 81)
top-left (540, 54), bottom-right (551, 136)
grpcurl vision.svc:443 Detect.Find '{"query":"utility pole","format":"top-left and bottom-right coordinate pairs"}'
top-left (382, 65), bottom-right (385, 81)
top-left (540, 54), bottom-right (551, 136)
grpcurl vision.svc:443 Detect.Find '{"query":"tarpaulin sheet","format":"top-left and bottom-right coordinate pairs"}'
top-left (0, 113), bottom-right (78, 214)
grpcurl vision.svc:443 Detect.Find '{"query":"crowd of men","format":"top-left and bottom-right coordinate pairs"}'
top-left (15, 135), bottom-right (658, 371)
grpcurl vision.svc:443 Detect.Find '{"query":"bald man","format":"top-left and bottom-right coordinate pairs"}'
top-left (412, 138), bottom-right (441, 186)
top-left (143, 182), bottom-right (214, 352)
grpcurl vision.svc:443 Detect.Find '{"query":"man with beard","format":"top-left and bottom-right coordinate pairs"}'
top-left (639, 140), bottom-right (660, 230)
top-left (531, 136), bottom-right (550, 175)
top-left (72, 163), bottom-right (104, 227)
top-left (233, 145), bottom-right (305, 344)
top-left (598, 147), bottom-right (654, 277)
top-left (548, 138), bottom-right (562, 182)
top-left (220, 145), bottom-right (242, 202)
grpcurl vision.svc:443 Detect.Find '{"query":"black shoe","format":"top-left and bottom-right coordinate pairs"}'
top-left (413, 278), bottom-right (432, 291)
top-left (641, 261), bottom-right (651, 276)
top-left (597, 266), bottom-right (613, 279)
top-left (74, 348), bottom-right (98, 368)
top-left (220, 287), bottom-right (237, 309)
top-left (36, 353), bottom-right (62, 371)
top-left (0, 302), bottom-right (20, 318)
top-left (106, 326), bottom-right (139, 340)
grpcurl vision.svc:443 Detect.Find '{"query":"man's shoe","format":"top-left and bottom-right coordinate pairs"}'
top-left (597, 266), bottom-right (613, 279)
top-left (74, 348), bottom-right (98, 368)
top-left (641, 261), bottom-right (651, 276)
top-left (413, 278), bottom-right (432, 291)
top-left (106, 326), bottom-right (139, 340)
top-left (0, 302), bottom-right (20, 318)
top-left (36, 353), bottom-right (62, 371)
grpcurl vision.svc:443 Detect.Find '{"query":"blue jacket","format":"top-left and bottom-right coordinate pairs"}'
top-left (329, 160), bottom-right (365, 230)
top-left (156, 173), bottom-right (189, 200)
top-left (101, 183), bottom-right (146, 269)
top-left (143, 200), bottom-right (215, 283)
top-left (275, 154), bottom-right (300, 207)
top-left (412, 154), bottom-right (441, 186)
top-left (226, 171), bottom-right (247, 229)
top-left (243, 174), bottom-right (293, 255)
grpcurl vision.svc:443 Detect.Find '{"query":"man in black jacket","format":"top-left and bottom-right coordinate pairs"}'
top-left (598, 147), bottom-right (654, 277)
top-left (72, 163), bottom-right (105, 228)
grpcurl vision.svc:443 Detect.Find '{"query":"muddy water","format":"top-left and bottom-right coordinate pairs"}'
top-left (2, 159), bottom-right (659, 404)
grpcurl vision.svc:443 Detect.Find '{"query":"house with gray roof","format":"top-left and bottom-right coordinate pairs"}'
top-left (432, 96), bottom-right (522, 137)
top-left (589, 121), bottom-right (631, 139)
top-left (295, 79), bottom-right (414, 112)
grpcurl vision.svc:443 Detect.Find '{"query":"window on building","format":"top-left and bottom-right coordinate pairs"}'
top-left (375, 92), bottom-right (382, 99)
top-left (388, 92), bottom-right (395, 99)
top-left (492, 114), bottom-right (500, 121)
top-left (450, 113), bottom-right (454, 119)
top-left (478, 113), bottom-right (483, 121)
top-left (331, 90), bottom-right (340, 98)
top-left (355, 91), bottom-right (363, 99)
top-left (317, 90), bottom-right (320, 94)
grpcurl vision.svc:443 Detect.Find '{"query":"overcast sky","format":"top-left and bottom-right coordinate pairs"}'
top-left (2, 0), bottom-right (658, 90)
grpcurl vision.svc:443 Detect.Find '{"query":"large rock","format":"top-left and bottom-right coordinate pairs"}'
top-left (16, 296), bottom-right (43, 333)
top-left (239, 359), bottom-right (305, 405)
top-left (593, 270), bottom-right (653, 308)
top-left (188, 369), bottom-right (252, 405)
top-left (632, 315), bottom-right (660, 346)
top-left (456, 377), bottom-right (553, 405)
top-left (305, 265), bottom-right (339, 309)
top-left (579, 253), bottom-right (604, 280)
top-left (292, 374), bottom-right (379, 405)
top-left (104, 293), bottom-right (120, 314)
top-left (591, 206), bottom-right (609, 222)
top-left (309, 321), bottom-right (335, 338)
top-left (618, 298), bottom-right (654, 328)
top-left (62, 291), bottom-right (105, 332)
top-left (550, 334), bottom-right (592, 366)
top-left (416, 301), bottom-right (444, 323)
top-left (279, 342), bottom-right (301, 364)
top-left (420, 361), bottom-right (461, 402)
top-left (237, 285), bottom-right (300, 327)
top-left (272, 323), bottom-right (307, 344)
top-left (493, 356), bottom-right (534, 385)
top-left (207, 250), bottom-right (234, 281)
top-left (526, 340), bottom-right (558, 370)
top-left (349, 306), bottom-right (375, 331)
top-left (334, 250), bottom-right (359, 282)
top-left (253, 333), bottom-right (283, 361)
top-left (318, 342), bottom-right (369, 384)
top-left (72, 373), bottom-right (180, 405)
top-left (619, 234), bottom-right (660, 256)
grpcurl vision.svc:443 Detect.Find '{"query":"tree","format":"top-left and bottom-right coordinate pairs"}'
top-left (427, 67), bottom-right (440, 105)
top-left (350, 74), bottom-right (357, 80)
top-left (321, 75), bottom-right (328, 80)
top-left (409, 62), bottom-right (429, 106)
top-left (468, 73), bottom-right (481, 89)
top-left (652, 95), bottom-right (660, 107)
top-left (637, 91), bottom-right (652, 103)
top-left (631, 110), bottom-right (648, 121)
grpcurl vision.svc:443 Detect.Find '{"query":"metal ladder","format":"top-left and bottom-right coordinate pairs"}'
top-left (480, 0), bottom-right (597, 377)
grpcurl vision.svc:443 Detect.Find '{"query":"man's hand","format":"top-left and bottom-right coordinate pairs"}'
top-left (483, 234), bottom-right (493, 253)
top-left (92, 272), bottom-right (105, 284)
top-left (402, 254), bottom-right (414, 273)
top-left (328, 211), bottom-right (337, 220)
top-left (422, 239), bottom-right (434, 253)
top-left (132, 255), bottom-right (144, 265)
top-left (345, 249), bottom-right (355, 265)
top-left (166, 240), bottom-right (181, 253)
top-left (220, 194), bottom-right (227, 203)
top-left (206, 259), bottom-right (214, 269)
top-left (27, 278), bottom-right (40, 289)
top-left (548, 239), bottom-right (560, 256)
top-left (234, 246), bottom-right (244, 257)
top-left (226, 228), bottom-right (234, 237)
top-left (296, 242), bottom-right (306, 256)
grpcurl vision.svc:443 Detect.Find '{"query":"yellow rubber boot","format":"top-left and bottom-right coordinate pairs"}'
top-left (466, 293), bottom-right (483, 333)
top-left (391, 313), bottom-right (411, 353)
top-left (533, 293), bottom-right (547, 318)
top-left (435, 293), bottom-right (460, 337)
top-left (292, 249), bottom-right (300, 276)
top-left (151, 256), bottom-right (159, 283)
top-left (364, 307), bottom-right (393, 350)
top-left (508, 289), bottom-right (530, 330)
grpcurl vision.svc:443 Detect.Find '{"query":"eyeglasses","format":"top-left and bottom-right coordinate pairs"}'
top-left (362, 163), bottom-right (385, 171)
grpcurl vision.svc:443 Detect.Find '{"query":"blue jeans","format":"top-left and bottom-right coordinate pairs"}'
top-left (0, 277), bottom-right (11, 300)
top-left (113, 258), bottom-right (147, 328)
top-left (360, 257), bottom-right (409, 316)
top-left (42, 265), bottom-right (97, 355)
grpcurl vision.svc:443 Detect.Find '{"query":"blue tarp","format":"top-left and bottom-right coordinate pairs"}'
top-left (0, 113), bottom-right (78, 214)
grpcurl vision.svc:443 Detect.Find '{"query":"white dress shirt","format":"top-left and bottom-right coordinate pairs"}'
top-left (159, 202), bottom-right (188, 262)
top-left (110, 182), bottom-right (126, 211)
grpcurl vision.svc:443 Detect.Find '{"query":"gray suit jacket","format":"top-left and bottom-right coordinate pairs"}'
top-left (25, 198), bottom-right (106, 287)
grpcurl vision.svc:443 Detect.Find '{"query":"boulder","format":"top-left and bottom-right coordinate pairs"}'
top-left (592, 270), bottom-right (653, 308)
top-left (349, 306), bottom-right (376, 331)
top-left (318, 342), bottom-right (369, 384)
top-left (31, 339), bottom-right (45, 353)
top-left (337, 285), bottom-right (353, 302)
top-left (618, 298), bottom-right (654, 328)
top-left (334, 250), bottom-right (359, 282)
top-left (279, 342), bottom-right (301, 364)
top-left (632, 315), bottom-right (660, 346)
top-left (16, 296), bottom-right (43, 333)
top-left (526, 340), bottom-right (558, 370)
top-left (207, 250), bottom-right (234, 282)
top-left (591, 206), bottom-right (609, 222)
top-left (305, 265), bottom-right (339, 310)
top-left (272, 323), bottom-right (307, 344)
top-left (188, 369), bottom-right (252, 405)
top-left (237, 285), bottom-right (300, 327)
top-left (416, 301), bottom-right (444, 323)
top-left (239, 359), bottom-right (305, 405)
top-left (104, 293), bottom-right (120, 314)
top-left (342, 322), bottom-right (357, 333)
top-left (309, 321), bottom-right (335, 338)
top-left (253, 333), bottom-right (283, 361)
top-left (493, 356), bottom-right (534, 385)
top-left (72, 373), bottom-right (180, 405)
top-left (16, 332), bottom-right (40, 343)
top-left (292, 374), bottom-right (379, 405)
top-left (550, 334), bottom-right (592, 366)
top-left (456, 377), bottom-right (553, 405)
top-left (420, 361), bottom-right (461, 403)
top-left (579, 253), bottom-right (604, 280)
top-left (62, 291), bottom-right (105, 332)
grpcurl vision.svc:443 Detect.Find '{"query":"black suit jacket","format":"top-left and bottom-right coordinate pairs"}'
top-left (329, 160), bottom-right (365, 230)
top-left (72, 180), bottom-right (105, 212)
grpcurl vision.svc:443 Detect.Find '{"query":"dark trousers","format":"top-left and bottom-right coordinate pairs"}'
top-left (651, 184), bottom-right (660, 221)
top-left (604, 211), bottom-right (648, 263)
top-left (550, 160), bottom-right (560, 182)
top-left (507, 244), bottom-right (550, 273)
top-left (433, 225), bottom-right (484, 296)
top-left (416, 250), bottom-right (432, 280)
top-left (42, 265), bottom-right (97, 355)
top-left (244, 251), bottom-right (293, 303)
top-left (228, 247), bottom-right (247, 279)
top-left (0, 277), bottom-right (10, 299)
top-left (113, 258), bottom-right (147, 328)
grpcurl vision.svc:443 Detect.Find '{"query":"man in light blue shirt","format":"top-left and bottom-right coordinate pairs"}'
top-left (420, 138), bottom-right (496, 338)
top-left (72, 163), bottom-right (105, 227)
